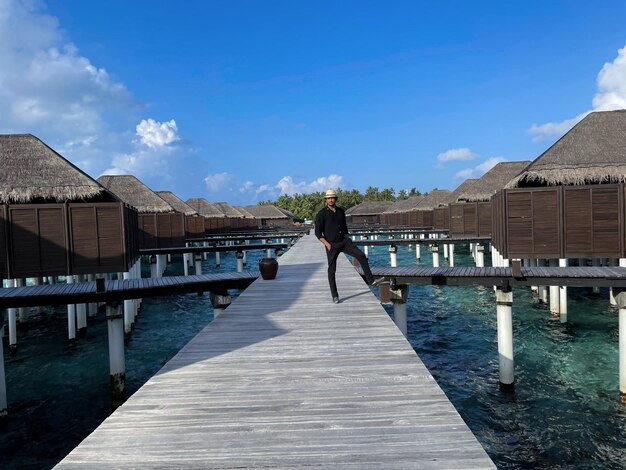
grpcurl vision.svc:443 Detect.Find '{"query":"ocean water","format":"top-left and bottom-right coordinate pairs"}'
top-left (1, 240), bottom-right (625, 468)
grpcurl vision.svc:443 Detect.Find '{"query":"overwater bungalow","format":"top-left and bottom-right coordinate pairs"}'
top-left (493, 110), bottom-right (626, 260)
top-left (186, 198), bottom-right (229, 233)
top-left (243, 205), bottom-right (293, 227)
top-left (409, 189), bottom-right (454, 228)
top-left (432, 179), bottom-right (478, 231)
top-left (97, 175), bottom-right (184, 249)
top-left (0, 134), bottom-right (138, 279)
top-left (155, 191), bottom-right (205, 239)
top-left (213, 202), bottom-right (258, 230)
top-left (448, 162), bottom-right (530, 238)
top-left (379, 196), bottom-right (424, 226)
top-left (345, 201), bottom-right (394, 225)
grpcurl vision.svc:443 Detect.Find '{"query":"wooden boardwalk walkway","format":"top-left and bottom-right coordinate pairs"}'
top-left (56, 234), bottom-right (494, 469)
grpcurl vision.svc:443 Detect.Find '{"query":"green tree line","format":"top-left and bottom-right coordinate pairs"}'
top-left (259, 186), bottom-right (422, 221)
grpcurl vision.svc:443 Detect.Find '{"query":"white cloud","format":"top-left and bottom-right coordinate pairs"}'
top-left (204, 172), bottom-right (235, 192)
top-left (0, 1), bottom-right (135, 141)
top-left (454, 157), bottom-right (507, 179)
top-left (529, 45), bottom-right (626, 141)
top-left (436, 147), bottom-right (477, 164)
top-left (275, 174), bottom-right (343, 196)
top-left (136, 118), bottom-right (180, 148)
top-left (102, 118), bottom-right (184, 176)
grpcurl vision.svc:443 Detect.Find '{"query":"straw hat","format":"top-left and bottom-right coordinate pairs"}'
top-left (324, 189), bottom-right (338, 198)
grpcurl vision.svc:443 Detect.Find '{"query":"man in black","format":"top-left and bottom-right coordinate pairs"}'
top-left (314, 188), bottom-right (382, 303)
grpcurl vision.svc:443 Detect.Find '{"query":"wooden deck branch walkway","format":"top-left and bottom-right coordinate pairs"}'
top-left (56, 234), bottom-right (494, 469)
top-left (368, 265), bottom-right (626, 288)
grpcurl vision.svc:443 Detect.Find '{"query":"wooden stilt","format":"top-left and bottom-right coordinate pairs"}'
top-left (390, 286), bottom-right (409, 337)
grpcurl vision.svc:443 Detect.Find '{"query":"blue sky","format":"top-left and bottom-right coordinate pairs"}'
top-left (2, 0), bottom-right (626, 205)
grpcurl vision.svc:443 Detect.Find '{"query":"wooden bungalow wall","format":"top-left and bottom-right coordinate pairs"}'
top-left (138, 213), bottom-right (185, 249)
top-left (0, 205), bottom-right (8, 279)
top-left (492, 183), bottom-right (625, 259)
top-left (449, 202), bottom-right (492, 237)
top-left (5, 202), bottom-right (136, 278)
top-left (433, 207), bottom-right (450, 230)
top-left (350, 215), bottom-right (380, 224)
top-left (185, 215), bottom-right (206, 238)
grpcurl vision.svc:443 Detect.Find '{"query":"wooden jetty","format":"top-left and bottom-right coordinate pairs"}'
top-left (55, 234), bottom-right (495, 469)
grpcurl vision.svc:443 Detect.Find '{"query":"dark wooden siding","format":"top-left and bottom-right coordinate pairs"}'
top-left (155, 213), bottom-right (185, 248)
top-left (449, 204), bottom-right (463, 236)
top-left (139, 214), bottom-right (157, 249)
top-left (433, 207), bottom-right (449, 230)
top-left (505, 188), bottom-right (561, 258)
top-left (8, 204), bottom-right (68, 277)
top-left (0, 205), bottom-right (8, 279)
top-left (563, 185), bottom-right (621, 258)
top-left (477, 202), bottom-right (492, 237)
top-left (68, 203), bottom-right (128, 274)
top-left (185, 215), bottom-right (205, 238)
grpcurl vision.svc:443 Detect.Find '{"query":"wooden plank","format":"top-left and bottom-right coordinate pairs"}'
top-left (56, 234), bottom-right (494, 469)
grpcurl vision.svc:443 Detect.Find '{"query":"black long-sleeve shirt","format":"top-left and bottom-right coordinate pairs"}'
top-left (314, 206), bottom-right (348, 243)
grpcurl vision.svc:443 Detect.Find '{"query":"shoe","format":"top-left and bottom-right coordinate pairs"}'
top-left (370, 277), bottom-right (385, 287)
top-left (333, 297), bottom-right (340, 304)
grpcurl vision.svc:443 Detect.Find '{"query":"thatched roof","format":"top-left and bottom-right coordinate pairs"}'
top-left (449, 179), bottom-right (479, 203)
top-left (346, 201), bottom-right (394, 215)
top-left (234, 206), bottom-right (256, 218)
top-left (276, 207), bottom-right (301, 221)
top-left (97, 175), bottom-right (173, 213)
top-left (186, 198), bottom-right (226, 218)
top-left (382, 197), bottom-right (424, 214)
top-left (507, 110), bottom-right (626, 188)
top-left (0, 134), bottom-right (111, 203)
top-left (244, 205), bottom-right (291, 219)
top-left (414, 190), bottom-right (454, 210)
top-left (214, 202), bottom-right (246, 218)
top-left (155, 191), bottom-right (197, 216)
top-left (459, 161), bottom-right (530, 201)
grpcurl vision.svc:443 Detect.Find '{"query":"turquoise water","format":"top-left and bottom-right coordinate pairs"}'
top-left (1, 241), bottom-right (626, 468)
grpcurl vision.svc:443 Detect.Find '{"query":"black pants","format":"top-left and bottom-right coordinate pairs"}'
top-left (325, 237), bottom-right (374, 298)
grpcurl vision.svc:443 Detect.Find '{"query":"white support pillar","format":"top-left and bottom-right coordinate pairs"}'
top-left (432, 244), bottom-right (440, 268)
top-left (610, 259), bottom-right (618, 306)
top-left (592, 258), bottom-right (601, 294)
top-left (559, 258), bottom-right (568, 323)
top-left (0, 325), bottom-right (6, 416)
top-left (123, 271), bottom-right (133, 336)
top-left (266, 248), bottom-right (273, 259)
top-left (236, 251), bottom-right (244, 272)
top-left (156, 254), bottom-right (165, 277)
top-left (475, 244), bottom-right (485, 268)
top-left (75, 275), bottom-right (87, 335)
top-left (87, 274), bottom-right (97, 317)
top-left (183, 253), bottom-right (189, 276)
top-left (390, 286), bottom-right (409, 338)
top-left (7, 279), bottom-right (17, 355)
top-left (443, 243), bottom-right (449, 260)
top-left (106, 303), bottom-right (125, 405)
top-left (16, 279), bottom-right (26, 323)
top-left (195, 254), bottom-right (203, 275)
top-left (537, 259), bottom-right (548, 303)
top-left (203, 241), bottom-right (209, 260)
top-left (492, 247), bottom-right (500, 267)
top-left (389, 245), bottom-right (398, 268)
top-left (449, 244), bottom-right (455, 267)
top-left (243, 240), bottom-right (249, 265)
top-left (529, 259), bottom-right (538, 295)
top-left (67, 276), bottom-right (76, 347)
top-left (32, 277), bottom-right (44, 313)
top-left (215, 251), bottom-right (221, 267)
top-left (496, 286), bottom-right (514, 392)
top-left (549, 259), bottom-right (559, 315)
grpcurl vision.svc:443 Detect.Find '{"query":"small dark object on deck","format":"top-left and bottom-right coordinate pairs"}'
top-left (96, 277), bottom-right (106, 293)
top-left (259, 258), bottom-right (279, 280)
